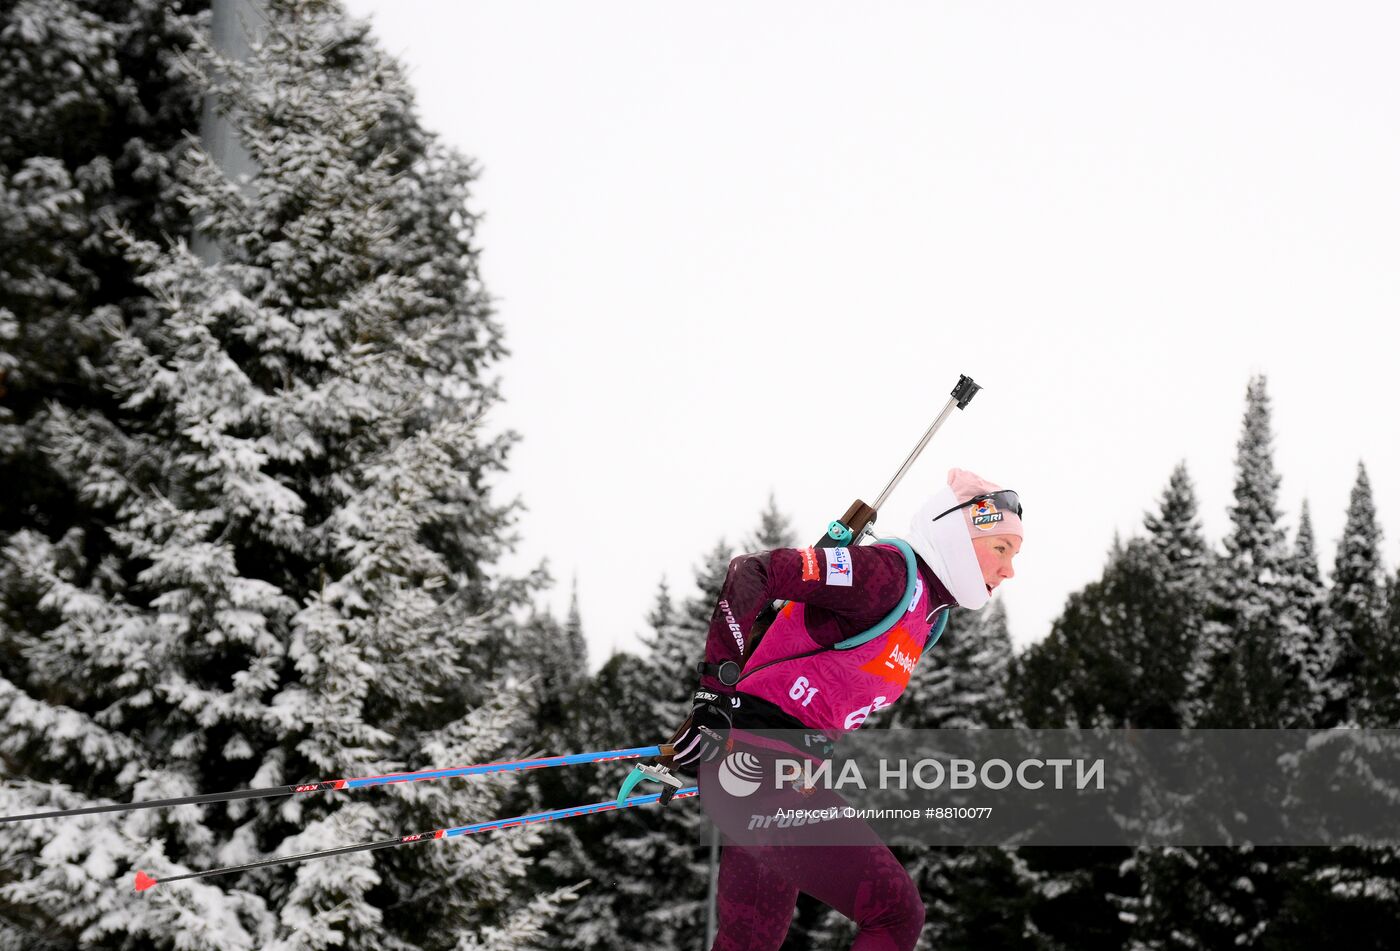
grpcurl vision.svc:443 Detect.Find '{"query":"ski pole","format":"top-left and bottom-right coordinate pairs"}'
top-left (134, 786), bottom-right (700, 892)
top-left (2, 745), bottom-right (673, 825)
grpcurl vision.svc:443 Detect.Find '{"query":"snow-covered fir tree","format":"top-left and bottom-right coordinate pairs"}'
top-left (1, 2), bottom-right (566, 947)
top-left (1323, 462), bottom-right (1389, 727)
top-left (892, 599), bottom-right (1014, 730)
top-left (549, 567), bottom-right (717, 951)
top-left (1285, 500), bottom-right (1334, 727)
top-left (1191, 376), bottom-right (1310, 729)
top-left (1014, 533), bottom-right (1191, 731)
top-left (1, 1), bottom-right (212, 946)
top-left (1143, 462), bottom-right (1210, 579)
top-left (1280, 469), bottom-right (1400, 949)
top-left (1143, 461), bottom-right (1211, 669)
top-left (0, 0), bottom-right (206, 599)
top-left (1003, 545), bottom-right (1146, 951)
top-left (1138, 463), bottom-right (1212, 727)
top-left (1380, 568), bottom-right (1400, 726)
top-left (1136, 380), bottom-right (1314, 949)
top-left (744, 492), bottom-right (797, 553)
top-left (576, 501), bottom-right (795, 951)
top-left (514, 579), bottom-right (589, 749)
top-left (0, 0), bottom-right (204, 424)
top-left (506, 587), bottom-right (633, 951)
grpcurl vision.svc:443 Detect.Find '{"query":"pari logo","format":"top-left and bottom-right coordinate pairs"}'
top-left (971, 498), bottom-right (1004, 529)
top-left (717, 750), bottom-right (766, 798)
top-left (825, 547), bottom-right (854, 587)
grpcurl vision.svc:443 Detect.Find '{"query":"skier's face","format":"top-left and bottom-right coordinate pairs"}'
top-left (971, 534), bottom-right (1020, 593)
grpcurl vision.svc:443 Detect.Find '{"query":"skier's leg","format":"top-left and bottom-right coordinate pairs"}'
top-left (710, 839), bottom-right (800, 951)
top-left (747, 842), bottom-right (924, 951)
top-left (697, 734), bottom-right (922, 950)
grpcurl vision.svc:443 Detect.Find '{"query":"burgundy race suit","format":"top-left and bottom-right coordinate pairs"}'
top-left (698, 542), bottom-right (959, 951)
top-left (698, 542), bottom-right (955, 735)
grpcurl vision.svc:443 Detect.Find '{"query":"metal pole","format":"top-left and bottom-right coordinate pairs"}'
top-left (705, 826), bottom-right (720, 948)
top-left (871, 375), bottom-right (982, 511)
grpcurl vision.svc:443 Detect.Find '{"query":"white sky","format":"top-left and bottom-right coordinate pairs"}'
top-left (342, 0), bottom-right (1399, 663)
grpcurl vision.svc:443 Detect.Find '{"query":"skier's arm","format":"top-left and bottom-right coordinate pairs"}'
top-left (698, 545), bottom-right (909, 693)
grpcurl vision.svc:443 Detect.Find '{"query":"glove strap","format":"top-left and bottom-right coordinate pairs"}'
top-left (695, 660), bottom-right (742, 686)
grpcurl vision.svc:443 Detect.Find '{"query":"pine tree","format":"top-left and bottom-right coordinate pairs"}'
top-left (1008, 472), bottom-right (1219, 950)
top-left (549, 579), bottom-right (708, 951)
top-left (506, 599), bottom-right (598, 951)
top-left (893, 600), bottom-right (1014, 730)
top-left (1014, 535), bottom-right (1189, 731)
top-left (1378, 568), bottom-right (1400, 726)
top-left (517, 579), bottom-right (589, 747)
top-left (1283, 472), bottom-right (1400, 950)
top-left (0, 0), bottom-right (203, 439)
top-left (1136, 464), bottom-right (1212, 729)
top-left (1, 2), bottom-right (557, 947)
top-left (1323, 462), bottom-right (1389, 726)
top-left (1003, 560), bottom-right (1143, 951)
top-left (1136, 379), bottom-right (1312, 949)
top-left (1014, 538), bottom-right (1126, 730)
top-left (1285, 501), bottom-right (1334, 727)
top-left (744, 492), bottom-right (797, 552)
top-left (0, 0), bottom-right (206, 611)
top-left (1193, 376), bottom-right (1309, 729)
top-left (664, 538), bottom-right (735, 705)
top-left (0, 1), bottom-right (225, 946)
top-left (1143, 461), bottom-right (1211, 587)
top-left (605, 501), bottom-right (795, 950)
top-left (551, 653), bottom-right (657, 949)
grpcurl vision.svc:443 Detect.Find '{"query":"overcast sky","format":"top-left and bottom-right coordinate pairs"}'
top-left (342, 0), bottom-right (1398, 662)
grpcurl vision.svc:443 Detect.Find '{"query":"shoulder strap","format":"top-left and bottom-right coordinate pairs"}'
top-left (831, 538), bottom-right (919, 649)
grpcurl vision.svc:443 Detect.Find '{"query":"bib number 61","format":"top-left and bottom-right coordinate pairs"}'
top-left (789, 676), bottom-right (819, 707)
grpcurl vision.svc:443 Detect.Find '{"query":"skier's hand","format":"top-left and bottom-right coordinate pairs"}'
top-left (667, 690), bottom-right (732, 775)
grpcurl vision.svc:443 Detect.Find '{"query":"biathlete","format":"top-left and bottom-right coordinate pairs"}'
top-left (667, 468), bottom-right (1024, 951)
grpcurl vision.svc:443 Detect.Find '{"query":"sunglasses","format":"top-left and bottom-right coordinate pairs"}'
top-left (931, 490), bottom-right (1023, 526)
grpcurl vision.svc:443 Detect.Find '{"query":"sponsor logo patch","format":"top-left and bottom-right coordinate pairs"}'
top-left (971, 498), bottom-right (1004, 529)
top-left (906, 577), bottom-right (924, 614)
top-left (843, 695), bottom-right (891, 730)
top-left (825, 547), bottom-right (853, 587)
top-left (719, 600), bottom-right (745, 653)
top-left (858, 626), bottom-right (925, 688)
top-left (800, 547), bottom-right (820, 582)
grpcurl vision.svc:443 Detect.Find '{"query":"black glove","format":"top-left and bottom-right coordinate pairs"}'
top-left (667, 690), bottom-right (733, 775)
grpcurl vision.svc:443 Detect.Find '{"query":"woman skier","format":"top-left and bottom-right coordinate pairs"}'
top-left (668, 467), bottom-right (1024, 951)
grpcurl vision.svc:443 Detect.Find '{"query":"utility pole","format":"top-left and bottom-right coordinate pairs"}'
top-left (195, 0), bottom-right (263, 263)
